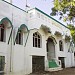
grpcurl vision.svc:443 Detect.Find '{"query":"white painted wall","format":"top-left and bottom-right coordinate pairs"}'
top-left (0, 1), bottom-right (74, 75)
top-left (13, 45), bottom-right (24, 73)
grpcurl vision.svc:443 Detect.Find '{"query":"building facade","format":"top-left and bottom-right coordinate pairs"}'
top-left (0, 0), bottom-right (75, 75)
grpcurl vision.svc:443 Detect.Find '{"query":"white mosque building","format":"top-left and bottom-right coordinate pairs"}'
top-left (0, 0), bottom-right (75, 75)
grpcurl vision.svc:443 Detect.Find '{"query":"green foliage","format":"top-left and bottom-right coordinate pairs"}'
top-left (51, 0), bottom-right (75, 22)
top-left (51, 0), bottom-right (75, 44)
top-left (50, 8), bottom-right (57, 16)
top-left (68, 24), bottom-right (75, 44)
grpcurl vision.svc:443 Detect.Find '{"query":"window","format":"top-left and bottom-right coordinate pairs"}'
top-left (33, 32), bottom-right (41, 48)
top-left (0, 24), bottom-right (6, 42)
top-left (16, 30), bottom-right (23, 45)
top-left (59, 40), bottom-right (63, 51)
top-left (74, 52), bottom-right (75, 59)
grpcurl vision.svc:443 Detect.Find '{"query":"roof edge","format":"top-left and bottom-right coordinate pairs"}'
top-left (2, 0), bottom-right (26, 13)
top-left (35, 7), bottom-right (69, 29)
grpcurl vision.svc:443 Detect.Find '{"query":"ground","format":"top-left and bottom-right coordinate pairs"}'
top-left (29, 67), bottom-right (75, 75)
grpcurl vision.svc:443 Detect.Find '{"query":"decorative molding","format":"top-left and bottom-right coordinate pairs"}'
top-left (41, 24), bottom-right (51, 33)
top-left (65, 35), bottom-right (71, 42)
top-left (54, 31), bottom-right (62, 36)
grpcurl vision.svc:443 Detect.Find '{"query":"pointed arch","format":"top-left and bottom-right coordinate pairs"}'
top-left (0, 17), bottom-right (12, 27)
top-left (0, 17), bottom-right (13, 44)
top-left (18, 24), bottom-right (28, 32)
top-left (14, 24), bottom-right (28, 45)
top-left (47, 36), bottom-right (57, 45)
top-left (46, 36), bottom-right (57, 59)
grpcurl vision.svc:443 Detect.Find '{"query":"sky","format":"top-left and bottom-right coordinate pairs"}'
top-left (12, 0), bottom-right (66, 25)
top-left (12, 0), bottom-right (53, 15)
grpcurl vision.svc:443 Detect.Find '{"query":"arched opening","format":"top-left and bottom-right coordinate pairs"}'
top-left (33, 32), bottom-right (42, 48)
top-left (18, 24), bottom-right (28, 32)
top-left (0, 17), bottom-right (12, 42)
top-left (46, 37), bottom-right (56, 60)
top-left (59, 40), bottom-right (63, 51)
top-left (0, 17), bottom-right (12, 27)
top-left (15, 24), bottom-right (28, 45)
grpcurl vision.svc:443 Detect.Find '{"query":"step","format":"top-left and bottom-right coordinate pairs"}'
top-left (47, 67), bottom-right (63, 72)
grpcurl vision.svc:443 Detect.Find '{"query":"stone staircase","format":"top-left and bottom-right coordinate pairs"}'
top-left (47, 59), bottom-right (63, 71)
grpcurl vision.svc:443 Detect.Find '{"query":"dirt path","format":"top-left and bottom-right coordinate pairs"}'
top-left (29, 67), bottom-right (75, 75)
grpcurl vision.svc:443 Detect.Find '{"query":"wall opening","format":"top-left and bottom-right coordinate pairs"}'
top-left (46, 38), bottom-right (55, 60)
top-left (0, 56), bottom-right (5, 72)
top-left (32, 56), bottom-right (45, 73)
top-left (58, 57), bottom-right (65, 68)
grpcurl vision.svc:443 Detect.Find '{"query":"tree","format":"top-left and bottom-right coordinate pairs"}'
top-left (51, 0), bottom-right (75, 45)
top-left (51, 0), bottom-right (75, 23)
top-left (68, 24), bottom-right (75, 45)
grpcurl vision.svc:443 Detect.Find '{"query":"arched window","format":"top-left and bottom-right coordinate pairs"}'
top-left (33, 32), bottom-right (41, 48)
top-left (16, 30), bottom-right (23, 45)
top-left (74, 52), bottom-right (75, 58)
top-left (59, 40), bottom-right (63, 51)
top-left (0, 24), bottom-right (6, 42)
